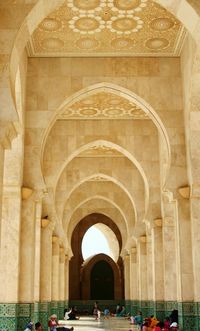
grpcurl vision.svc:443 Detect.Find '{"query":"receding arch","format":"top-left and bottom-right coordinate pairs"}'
top-left (57, 172), bottom-right (138, 224)
top-left (54, 139), bottom-right (149, 220)
top-left (66, 195), bottom-right (128, 248)
top-left (69, 214), bottom-right (123, 300)
top-left (41, 83), bottom-right (170, 188)
top-left (81, 254), bottom-right (122, 300)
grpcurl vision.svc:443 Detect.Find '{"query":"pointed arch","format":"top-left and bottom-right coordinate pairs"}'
top-left (41, 82), bottom-right (170, 189)
top-left (57, 172), bottom-right (138, 223)
top-left (66, 195), bottom-right (128, 246)
top-left (54, 139), bottom-right (149, 219)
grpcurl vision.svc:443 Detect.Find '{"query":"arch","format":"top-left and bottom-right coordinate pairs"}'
top-left (69, 214), bottom-right (123, 300)
top-left (57, 172), bottom-right (138, 224)
top-left (10, 0), bottom-right (200, 110)
top-left (54, 139), bottom-right (149, 219)
top-left (66, 195), bottom-right (128, 247)
top-left (81, 253), bottom-right (123, 300)
top-left (68, 206), bottom-right (129, 254)
top-left (41, 83), bottom-right (170, 189)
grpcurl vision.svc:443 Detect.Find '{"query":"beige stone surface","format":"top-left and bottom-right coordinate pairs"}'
top-left (0, 0), bottom-right (200, 310)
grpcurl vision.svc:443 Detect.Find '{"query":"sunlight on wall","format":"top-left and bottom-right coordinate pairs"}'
top-left (82, 225), bottom-right (114, 261)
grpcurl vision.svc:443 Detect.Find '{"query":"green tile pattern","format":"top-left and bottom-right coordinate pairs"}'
top-left (1, 300), bottom-right (200, 331)
top-left (0, 303), bottom-right (17, 331)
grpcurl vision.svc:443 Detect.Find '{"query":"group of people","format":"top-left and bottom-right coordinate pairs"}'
top-left (64, 306), bottom-right (80, 321)
top-left (24, 321), bottom-right (42, 331)
top-left (131, 309), bottom-right (179, 331)
top-left (23, 313), bottom-right (75, 331)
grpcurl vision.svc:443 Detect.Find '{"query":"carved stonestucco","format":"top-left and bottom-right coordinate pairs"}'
top-left (27, 0), bottom-right (186, 56)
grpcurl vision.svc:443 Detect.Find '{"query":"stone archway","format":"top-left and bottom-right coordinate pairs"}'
top-left (81, 254), bottom-right (122, 300)
top-left (69, 213), bottom-right (124, 300)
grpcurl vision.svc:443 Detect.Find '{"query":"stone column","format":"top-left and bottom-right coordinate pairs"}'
top-left (137, 236), bottom-right (147, 302)
top-left (51, 236), bottom-right (60, 302)
top-left (0, 185), bottom-right (21, 302)
top-left (176, 190), bottom-right (193, 301)
top-left (19, 190), bottom-right (36, 302)
top-left (146, 227), bottom-right (153, 302)
top-left (0, 121), bottom-right (18, 302)
top-left (124, 254), bottom-right (130, 300)
top-left (40, 220), bottom-right (54, 301)
top-left (130, 247), bottom-right (138, 315)
top-left (191, 186), bottom-right (200, 301)
top-left (59, 247), bottom-right (65, 301)
top-left (162, 192), bottom-right (179, 302)
top-left (34, 196), bottom-right (43, 302)
top-left (152, 219), bottom-right (164, 302)
top-left (0, 142), bottom-right (5, 235)
top-left (64, 255), bottom-right (69, 301)
top-left (130, 247), bottom-right (138, 300)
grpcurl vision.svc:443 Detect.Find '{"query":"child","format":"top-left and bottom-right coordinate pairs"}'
top-left (104, 307), bottom-right (110, 319)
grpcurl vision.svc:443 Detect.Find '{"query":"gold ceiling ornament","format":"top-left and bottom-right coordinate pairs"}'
top-left (145, 37), bottom-right (169, 50)
top-left (27, 0), bottom-right (186, 56)
top-left (149, 17), bottom-right (175, 31)
top-left (58, 92), bottom-right (149, 120)
top-left (76, 37), bottom-right (99, 49)
top-left (88, 176), bottom-right (110, 181)
top-left (78, 144), bottom-right (123, 157)
top-left (40, 37), bottom-right (64, 50)
top-left (39, 18), bottom-right (63, 32)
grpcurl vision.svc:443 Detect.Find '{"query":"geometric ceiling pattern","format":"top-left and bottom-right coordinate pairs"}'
top-left (58, 92), bottom-right (149, 120)
top-left (27, 0), bottom-right (186, 57)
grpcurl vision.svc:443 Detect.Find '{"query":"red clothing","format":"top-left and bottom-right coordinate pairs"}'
top-left (153, 327), bottom-right (162, 331)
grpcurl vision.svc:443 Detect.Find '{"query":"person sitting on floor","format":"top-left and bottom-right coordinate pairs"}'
top-left (24, 322), bottom-right (33, 331)
top-left (130, 310), bottom-right (143, 327)
top-left (116, 306), bottom-right (126, 317)
top-left (48, 314), bottom-right (74, 331)
top-left (68, 306), bottom-right (79, 320)
top-left (104, 307), bottom-right (110, 319)
top-left (35, 322), bottom-right (42, 331)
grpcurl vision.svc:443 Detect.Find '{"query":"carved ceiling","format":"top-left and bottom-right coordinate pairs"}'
top-left (27, 0), bottom-right (186, 57)
top-left (58, 92), bottom-right (148, 120)
top-left (78, 144), bottom-right (123, 157)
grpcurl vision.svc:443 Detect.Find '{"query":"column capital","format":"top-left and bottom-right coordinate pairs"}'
top-left (0, 121), bottom-right (17, 149)
top-left (178, 186), bottom-right (190, 199)
top-left (21, 187), bottom-right (33, 200)
top-left (153, 218), bottom-right (162, 227)
top-left (139, 235), bottom-right (146, 243)
top-left (131, 247), bottom-right (137, 254)
top-left (52, 235), bottom-right (59, 243)
top-left (41, 219), bottom-right (54, 232)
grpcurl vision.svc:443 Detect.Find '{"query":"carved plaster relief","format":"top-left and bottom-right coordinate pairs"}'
top-left (27, 0), bottom-right (186, 56)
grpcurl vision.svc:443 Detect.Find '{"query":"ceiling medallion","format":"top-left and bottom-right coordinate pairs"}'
top-left (68, 0), bottom-right (106, 12)
top-left (150, 17), bottom-right (175, 31)
top-left (111, 37), bottom-right (134, 49)
top-left (40, 38), bottom-right (64, 50)
top-left (79, 108), bottom-right (98, 116)
top-left (76, 37), bottom-right (99, 49)
top-left (103, 108), bottom-right (123, 116)
top-left (112, 0), bottom-right (147, 12)
top-left (69, 15), bottom-right (105, 34)
top-left (145, 38), bottom-right (169, 50)
top-left (39, 18), bottom-right (62, 32)
top-left (109, 16), bottom-right (143, 34)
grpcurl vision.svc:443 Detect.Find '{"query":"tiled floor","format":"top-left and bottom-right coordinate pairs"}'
top-left (58, 316), bottom-right (139, 331)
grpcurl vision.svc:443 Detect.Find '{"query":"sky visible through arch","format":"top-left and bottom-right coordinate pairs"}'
top-left (82, 226), bottom-right (113, 260)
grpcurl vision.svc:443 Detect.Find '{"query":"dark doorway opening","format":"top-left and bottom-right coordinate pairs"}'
top-left (90, 260), bottom-right (114, 299)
